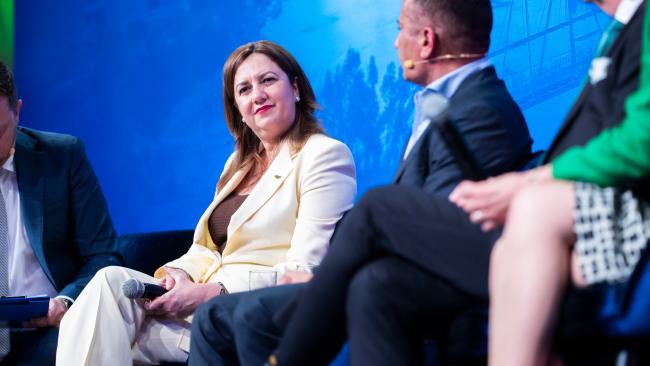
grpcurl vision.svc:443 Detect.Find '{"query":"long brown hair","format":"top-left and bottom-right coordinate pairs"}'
top-left (218, 40), bottom-right (324, 191)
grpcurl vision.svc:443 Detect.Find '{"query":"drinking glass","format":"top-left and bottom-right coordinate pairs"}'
top-left (248, 270), bottom-right (278, 291)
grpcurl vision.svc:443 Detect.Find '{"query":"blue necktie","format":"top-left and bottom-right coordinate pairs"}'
top-left (586, 20), bottom-right (624, 86)
top-left (0, 185), bottom-right (10, 360)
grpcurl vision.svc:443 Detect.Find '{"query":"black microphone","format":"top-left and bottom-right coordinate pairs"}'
top-left (420, 93), bottom-right (486, 181)
top-left (122, 278), bottom-right (168, 300)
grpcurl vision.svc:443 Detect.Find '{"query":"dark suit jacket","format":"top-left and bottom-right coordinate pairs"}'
top-left (393, 66), bottom-right (533, 196)
top-left (546, 3), bottom-right (643, 162)
top-left (14, 127), bottom-right (122, 300)
top-left (545, 3), bottom-right (648, 198)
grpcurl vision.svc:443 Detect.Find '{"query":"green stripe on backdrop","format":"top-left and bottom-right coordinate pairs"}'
top-left (0, 0), bottom-right (14, 68)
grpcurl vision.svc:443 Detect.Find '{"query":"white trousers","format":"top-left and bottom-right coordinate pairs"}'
top-left (56, 266), bottom-right (191, 366)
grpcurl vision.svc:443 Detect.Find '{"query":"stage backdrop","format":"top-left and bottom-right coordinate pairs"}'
top-left (14, 0), bottom-right (608, 234)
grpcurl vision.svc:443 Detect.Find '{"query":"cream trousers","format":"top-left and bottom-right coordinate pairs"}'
top-left (56, 266), bottom-right (191, 366)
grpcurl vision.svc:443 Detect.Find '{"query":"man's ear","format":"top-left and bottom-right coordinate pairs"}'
top-left (419, 26), bottom-right (436, 59)
top-left (14, 99), bottom-right (23, 122)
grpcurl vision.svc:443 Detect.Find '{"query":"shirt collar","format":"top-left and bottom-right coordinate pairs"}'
top-left (418, 57), bottom-right (491, 100)
top-left (1, 152), bottom-right (15, 173)
top-left (615, 0), bottom-right (643, 24)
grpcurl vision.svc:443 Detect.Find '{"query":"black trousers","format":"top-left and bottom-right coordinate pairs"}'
top-left (188, 284), bottom-right (304, 366)
top-left (275, 185), bottom-right (500, 366)
top-left (0, 327), bottom-right (58, 366)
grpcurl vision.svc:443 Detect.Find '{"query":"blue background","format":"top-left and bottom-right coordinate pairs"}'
top-left (14, 0), bottom-right (608, 234)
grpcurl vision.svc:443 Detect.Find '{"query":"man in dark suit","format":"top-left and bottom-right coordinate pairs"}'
top-left (0, 62), bottom-right (122, 365)
top-left (546, 0), bottom-right (642, 162)
top-left (188, 0), bottom-right (534, 365)
top-left (270, 1), bottom-right (646, 366)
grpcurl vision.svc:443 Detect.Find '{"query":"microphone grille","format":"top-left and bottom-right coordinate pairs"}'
top-left (403, 59), bottom-right (415, 69)
top-left (122, 278), bottom-right (145, 299)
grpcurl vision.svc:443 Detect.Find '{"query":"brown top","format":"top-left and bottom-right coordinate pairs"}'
top-left (208, 193), bottom-right (248, 252)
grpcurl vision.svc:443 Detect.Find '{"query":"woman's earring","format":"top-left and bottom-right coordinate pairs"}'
top-left (242, 118), bottom-right (246, 123)
top-left (295, 96), bottom-right (300, 102)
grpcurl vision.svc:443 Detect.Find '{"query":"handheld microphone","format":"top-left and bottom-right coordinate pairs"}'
top-left (403, 52), bottom-right (487, 69)
top-left (420, 93), bottom-right (486, 181)
top-left (122, 278), bottom-right (168, 300)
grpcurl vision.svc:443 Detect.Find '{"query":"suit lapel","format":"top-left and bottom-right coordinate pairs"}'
top-left (226, 143), bottom-right (295, 244)
top-left (13, 130), bottom-right (55, 284)
top-left (392, 142), bottom-right (410, 183)
top-left (392, 124), bottom-right (431, 183)
top-left (192, 164), bottom-right (249, 250)
top-left (546, 84), bottom-right (593, 158)
top-left (213, 168), bottom-right (248, 206)
top-left (546, 11), bottom-right (637, 160)
top-left (392, 105), bottom-right (421, 183)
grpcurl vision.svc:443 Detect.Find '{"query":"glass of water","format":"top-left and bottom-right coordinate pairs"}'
top-left (248, 270), bottom-right (278, 291)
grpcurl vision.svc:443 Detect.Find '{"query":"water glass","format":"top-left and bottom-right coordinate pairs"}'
top-left (248, 270), bottom-right (278, 291)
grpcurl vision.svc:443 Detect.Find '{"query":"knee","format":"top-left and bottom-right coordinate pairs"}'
top-left (355, 188), bottom-right (381, 215)
top-left (357, 186), bottom-right (399, 209)
top-left (87, 266), bottom-right (134, 299)
top-left (505, 183), bottom-right (574, 245)
top-left (360, 187), bottom-right (387, 203)
top-left (508, 186), bottom-right (549, 221)
top-left (509, 183), bottom-right (573, 223)
top-left (96, 265), bottom-right (128, 284)
top-left (354, 186), bottom-right (408, 219)
top-left (346, 263), bottom-right (394, 317)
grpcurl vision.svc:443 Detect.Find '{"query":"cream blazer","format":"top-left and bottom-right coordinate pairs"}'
top-left (155, 134), bottom-right (356, 293)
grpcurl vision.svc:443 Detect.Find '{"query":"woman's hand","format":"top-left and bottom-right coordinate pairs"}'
top-left (144, 267), bottom-right (221, 319)
top-left (159, 268), bottom-right (178, 291)
top-left (449, 166), bottom-right (552, 231)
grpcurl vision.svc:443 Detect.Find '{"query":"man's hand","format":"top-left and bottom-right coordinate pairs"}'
top-left (22, 298), bottom-right (68, 328)
top-left (449, 172), bottom-right (527, 231)
top-left (144, 267), bottom-right (220, 319)
top-left (278, 270), bottom-right (313, 285)
top-left (449, 166), bottom-right (552, 231)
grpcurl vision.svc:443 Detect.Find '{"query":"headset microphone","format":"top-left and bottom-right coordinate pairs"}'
top-left (403, 53), bottom-right (487, 69)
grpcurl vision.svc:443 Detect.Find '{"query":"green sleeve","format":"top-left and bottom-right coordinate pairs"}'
top-left (552, 5), bottom-right (650, 186)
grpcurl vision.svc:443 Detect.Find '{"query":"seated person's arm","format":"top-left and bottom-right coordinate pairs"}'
top-left (25, 139), bottom-right (122, 328)
top-left (275, 139), bottom-right (356, 283)
top-left (552, 83), bottom-right (650, 185)
top-left (59, 138), bottom-right (123, 300)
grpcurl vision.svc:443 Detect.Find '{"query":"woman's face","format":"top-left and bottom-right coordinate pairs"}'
top-left (233, 53), bottom-right (299, 145)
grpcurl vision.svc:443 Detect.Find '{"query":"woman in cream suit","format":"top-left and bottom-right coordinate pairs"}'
top-left (56, 40), bottom-right (356, 366)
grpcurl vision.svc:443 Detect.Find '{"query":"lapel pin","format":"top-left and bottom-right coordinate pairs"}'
top-left (274, 175), bottom-right (281, 179)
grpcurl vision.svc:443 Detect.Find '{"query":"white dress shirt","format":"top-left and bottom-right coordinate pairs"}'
top-left (1, 154), bottom-right (57, 298)
top-left (616, 0), bottom-right (643, 24)
top-left (403, 57), bottom-right (492, 159)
